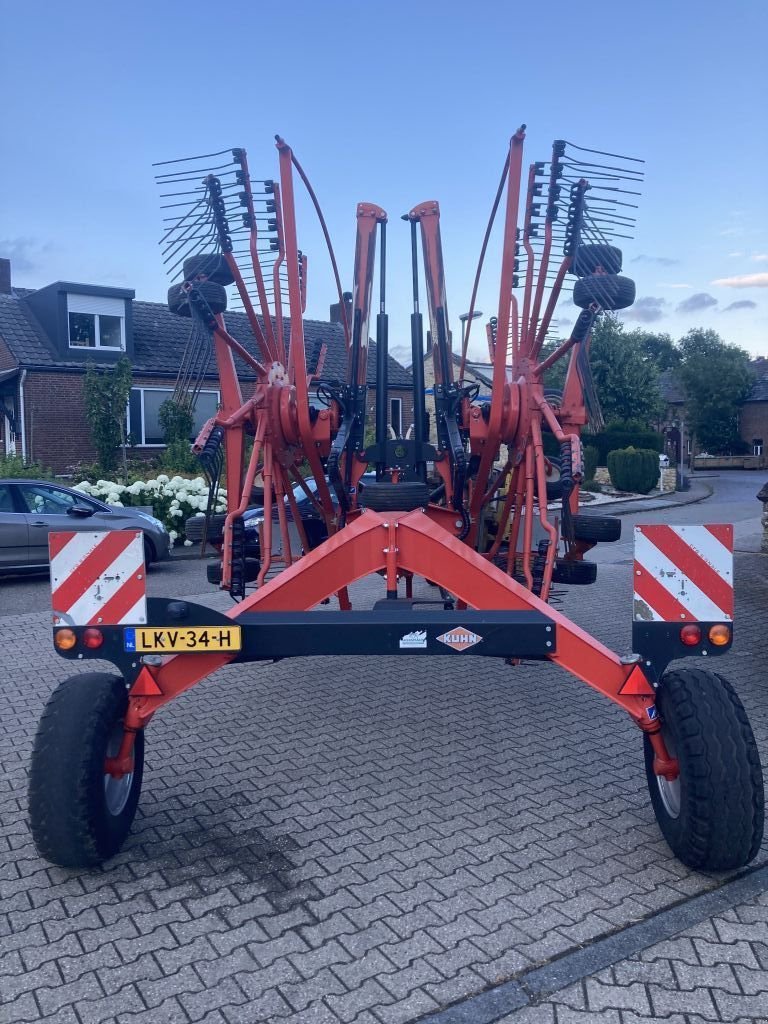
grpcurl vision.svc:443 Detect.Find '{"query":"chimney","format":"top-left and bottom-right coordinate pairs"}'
top-left (0, 258), bottom-right (10, 294)
top-left (330, 290), bottom-right (352, 328)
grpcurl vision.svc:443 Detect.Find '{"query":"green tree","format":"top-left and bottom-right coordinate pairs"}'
top-left (678, 329), bottom-right (753, 455)
top-left (83, 357), bottom-right (133, 478)
top-left (629, 330), bottom-right (681, 372)
top-left (537, 337), bottom-right (569, 393)
top-left (588, 315), bottom-right (662, 426)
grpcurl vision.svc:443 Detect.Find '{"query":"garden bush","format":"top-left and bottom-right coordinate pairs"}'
top-left (73, 475), bottom-right (226, 545)
top-left (0, 454), bottom-right (53, 479)
top-left (607, 447), bottom-right (659, 494)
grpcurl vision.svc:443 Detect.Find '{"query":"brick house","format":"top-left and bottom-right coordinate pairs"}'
top-left (0, 262), bottom-right (413, 474)
top-left (657, 361), bottom-right (768, 465)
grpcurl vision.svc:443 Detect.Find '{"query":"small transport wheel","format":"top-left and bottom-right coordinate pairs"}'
top-left (168, 280), bottom-right (227, 317)
top-left (644, 667), bottom-right (764, 870)
top-left (573, 274), bottom-right (636, 311)
top-left (183, 253), bottom-right (235, 286)
top-left (572, 513), bottom-right (621, 543)
top-left (571, 243), bottom-right (622, 277)
top-left (28, 673), bottom-right (144, 868)
top-left (359, 480), bottom-right (431, 512)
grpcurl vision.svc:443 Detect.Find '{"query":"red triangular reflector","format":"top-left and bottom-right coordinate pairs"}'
top-left (619, 665), bottom-right (655, 696)
top-left (131, 667), bottom-right (162, 696)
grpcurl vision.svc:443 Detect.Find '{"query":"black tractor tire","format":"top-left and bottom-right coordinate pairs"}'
top-left (359, 480), bottom-right (431, 512)
top-left (572, 513), bottom-right (622, 543)
top-left (185, 513), bottom-right (227, 544)
top-left (551, 558), bottom-right (597, 585)
top-left (644, 667), bottom-right (764, 870)
top-left (28, 673), bottom-right (144, 868)
top-left (168, 281), bottom-right (227, 318)
top-left (572, 244), bottom-right (622, 277)
top-left (183, 253), bottom-right (235, 287)
top-left (207, 558), bottom-right (259, 585)
top-left (573, 274), bottom-right (636, 311)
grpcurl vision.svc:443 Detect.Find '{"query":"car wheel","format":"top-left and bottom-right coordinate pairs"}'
top-left (143, 537), bottom-right (155, 570)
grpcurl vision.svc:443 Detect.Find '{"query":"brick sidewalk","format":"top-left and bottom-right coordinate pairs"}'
top-left (1, 552), bottom-right (766, 1024)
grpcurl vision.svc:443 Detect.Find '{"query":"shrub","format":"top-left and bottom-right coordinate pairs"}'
top-left (587, 428), bottom-right (663, 464)
top-left (607, 447), bottom-right (659, 494)
top-left (0, 454), bottom-right (54, 479)
top-left (583, 445), bottom-right (599, 482)
top-left (581, 479), bottom-right (603, 493)
top-left (74, 475), bottom-right (226, 545)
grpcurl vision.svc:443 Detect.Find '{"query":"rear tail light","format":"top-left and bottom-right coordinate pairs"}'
top-left (680, 624), bottom-right (701, 646)
top-left (83, 628), bottom-right (104, 649)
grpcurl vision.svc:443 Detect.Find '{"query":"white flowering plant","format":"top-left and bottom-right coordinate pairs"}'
top-left (74, 475), bottom-right (226, 545)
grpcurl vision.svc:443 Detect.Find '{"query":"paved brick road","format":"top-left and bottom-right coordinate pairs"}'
top-left (2, 539), bottom-right (767, 1023)
top-left (498, 890), bottom-right (768, 1023)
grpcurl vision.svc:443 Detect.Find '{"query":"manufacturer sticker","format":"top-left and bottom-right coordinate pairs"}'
top-left (399, 630), bottom-right (428, 650)
top-left (646, 705), bottom-right (658, 721)
top-left (436, 627), bottom-right (483, 652)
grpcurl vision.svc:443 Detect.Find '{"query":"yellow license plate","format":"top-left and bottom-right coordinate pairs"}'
top-left (124, 626), bottom-right (241, 653)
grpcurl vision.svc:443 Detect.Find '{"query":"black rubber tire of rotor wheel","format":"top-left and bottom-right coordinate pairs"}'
top-left (571, 243), bottom-right (623, 277)
top-left (28, 673), bottom-right (144, 868)
top-left (185, 513), bottom-right (227, 544)
top-left (207, 557), bottom-right (259, 585)
top-left (183, 253), bottom-right (235, 286)
top-left (358, 481), bottom-right (431, 512)
top-left (550, 558), bottom-right (597, 585)
top-left (573, 274), bottom-right (636, 311)
top-left (168, 281), bottom-right (228, 317)
top-left (644, 667), bottom-right (764, 870)
top-left (572, 513), bottom-right (622, 543)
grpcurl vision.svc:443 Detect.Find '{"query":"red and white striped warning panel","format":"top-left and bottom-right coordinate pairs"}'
top-left (50, 531), bottom-right (147, 627)
top-left (633, 524), bottom-right (733, 623)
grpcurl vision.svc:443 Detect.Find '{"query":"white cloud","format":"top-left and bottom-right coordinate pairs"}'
top-left (753, 253), bottom-right (768, 263)
top-left (727, 251), bottom-right (744, 258)
top-left (658, 282), bottom-right (693, 289)
top-left (711, 273), bottom-right (768, 288)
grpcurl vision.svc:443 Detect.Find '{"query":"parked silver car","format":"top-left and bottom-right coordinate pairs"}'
top-left (0, 479), bottom-right (171, 574)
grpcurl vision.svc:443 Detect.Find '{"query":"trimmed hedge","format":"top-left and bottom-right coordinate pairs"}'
top-left (607, 447), bottom-right (659, 494)
top-left (583, 445), bottom-right (599, 482)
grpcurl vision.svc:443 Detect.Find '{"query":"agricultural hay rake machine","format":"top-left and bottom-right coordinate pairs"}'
top-left (29, 128), bottom-right (763, 872)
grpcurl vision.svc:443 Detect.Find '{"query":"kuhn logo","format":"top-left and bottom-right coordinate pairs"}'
top-left (436, 627), bottom-right (483, 652)
top-left (399, 630), bottom-right (427, 650)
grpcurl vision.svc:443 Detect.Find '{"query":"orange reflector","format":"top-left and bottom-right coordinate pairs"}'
top-left (709, 624), bottom-right (731, 646)
top-left (680, 624), bottom-right (701, 647)
top-left (83, 628), bottom-right (104, 649)
top-left (54, 628), bottom-right (77, 651)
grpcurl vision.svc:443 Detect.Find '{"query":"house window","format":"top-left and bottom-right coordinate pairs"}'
top-left (128, 388), bottom-right (220, 446)
top-left (390, 397), bottom-right (402, 438)
top-left (753, 439), bottom-right (763, 456)
top-left (67, 294), bottom-right (125, 350)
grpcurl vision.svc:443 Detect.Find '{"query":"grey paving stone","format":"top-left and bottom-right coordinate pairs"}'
top-left (585, 979), bottom-right (652, 1014)
top-left (5, 553), bottom-right (768, 1024)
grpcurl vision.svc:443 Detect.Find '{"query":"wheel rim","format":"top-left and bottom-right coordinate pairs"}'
top-left (103, 723), bottom-right (134, 816)
top-left (655, 731), bottom-right (681, 819)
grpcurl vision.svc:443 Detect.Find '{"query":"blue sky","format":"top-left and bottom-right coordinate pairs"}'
top-left (2, 0), bottom-right (766, 360)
